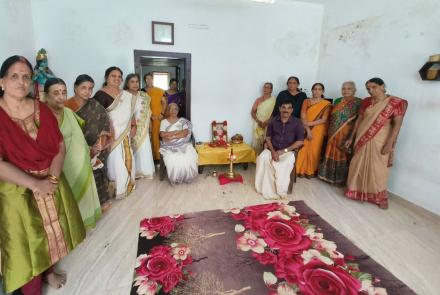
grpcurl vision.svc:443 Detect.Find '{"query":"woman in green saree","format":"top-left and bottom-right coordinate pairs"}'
top-left (0, 56), bottom-right (85, 295)
top-left (44, 78), bottom-right (102, 230)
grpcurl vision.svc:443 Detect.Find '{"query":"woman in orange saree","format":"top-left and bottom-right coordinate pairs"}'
top-left (344, 78), bottom-right (407, 209)
top-left (318, 81), bottom-right (362, 185)
top-left (143, 73), bottom-right (166, 161)
top-left (296, 83), bottom-right (331, 178)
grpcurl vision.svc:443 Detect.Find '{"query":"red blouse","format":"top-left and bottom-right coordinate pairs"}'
top-left (0, 100), bottom-right (62, 171)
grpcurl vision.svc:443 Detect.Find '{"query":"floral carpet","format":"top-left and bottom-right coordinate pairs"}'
top-left (131, 201), bottom-right (416, 295)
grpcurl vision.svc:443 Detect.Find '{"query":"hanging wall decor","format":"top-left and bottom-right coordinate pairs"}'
top-left (419, 54), bottom-right (440, 81)
top-left (152, 21), bottom-right (174, 45)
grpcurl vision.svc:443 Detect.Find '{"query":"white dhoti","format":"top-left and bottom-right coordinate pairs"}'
top-left (255, 149), bottom-right (295, 199)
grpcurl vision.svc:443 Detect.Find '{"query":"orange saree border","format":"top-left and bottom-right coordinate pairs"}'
top-left (307, 100), bottom-right (331, 129)
top-left (354, 97), bottom-right (407, 152)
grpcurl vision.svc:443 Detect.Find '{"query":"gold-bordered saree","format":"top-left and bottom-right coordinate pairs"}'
top-left (318, 96), bottom-right (362, 184)
top-left (0, 101), bottom-right (85, 293)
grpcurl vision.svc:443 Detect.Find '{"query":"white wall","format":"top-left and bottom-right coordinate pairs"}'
top-left (0, 0), bottom-right (35, 63)
top-left (3, 0), bottom-right (438, 214)
top-left (317, 0), bottom-right (440, 214)
top-left (30, 0), bottom-right (323, 143)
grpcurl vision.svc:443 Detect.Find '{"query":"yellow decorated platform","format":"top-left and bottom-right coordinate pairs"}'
top-left (195, 143), bottom-right (256, 166)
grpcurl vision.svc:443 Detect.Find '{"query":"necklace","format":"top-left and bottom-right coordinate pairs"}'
top-left (0, 97), bottom-right (30, 119)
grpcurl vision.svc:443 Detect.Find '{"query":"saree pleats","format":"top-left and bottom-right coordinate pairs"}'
top-left (60, 108), bottom-right (101, 229)
top-left (102, 90), bottom-right (137, 197)
top-left (345, 96), bottom-right (408, 208)
top-left (68, 98), bottom-right (113, 205)
top-left (132, 91), bottom-right (155, 179)
top-left (318, 97), bottom-right (362, 184)
top-left (296, 99), bottom-right (331, 177)
top-left (252, 96), bottom-right (275, 155)
top-left (0, 175), bottom-right (85, 293)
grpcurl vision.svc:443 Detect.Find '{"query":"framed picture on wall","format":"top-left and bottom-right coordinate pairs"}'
top-left (152, 21), bottom-right (174, 45)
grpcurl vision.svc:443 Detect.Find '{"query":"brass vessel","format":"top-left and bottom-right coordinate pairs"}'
top-left (223, 148), bottom-right (240, 179)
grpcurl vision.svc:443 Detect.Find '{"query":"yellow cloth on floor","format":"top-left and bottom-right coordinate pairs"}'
top-left (196, 143), bottom-right (256, 165)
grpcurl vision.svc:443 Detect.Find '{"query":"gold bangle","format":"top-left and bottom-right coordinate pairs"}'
top-left (47, 174), bottom-right (59, 184)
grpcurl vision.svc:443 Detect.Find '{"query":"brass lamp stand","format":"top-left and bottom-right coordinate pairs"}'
top-left (223, 148), bottom-right (240, 179)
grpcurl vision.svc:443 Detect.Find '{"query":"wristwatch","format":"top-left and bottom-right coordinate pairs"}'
top-left (284, 148), bottom-right (289, 153)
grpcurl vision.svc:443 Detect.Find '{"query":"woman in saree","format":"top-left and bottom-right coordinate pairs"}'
top-left (94, 67), bottom-right (137, 198)
top-left (44, 78), bottom-right (101, 229)
top-left (344, 78), bottom-right (407, 209)
top-left (251, 82), bottom-right (276, 155)
top-left (272, 76), bottom-right (307, 119)
top-left (165, 78), bottom-right (184, 116)
top-left (318, 81), bottom-right (362, 185)
top-left (123, 73), bottom-right (155, 179)
top-left (65, 74), bottom-right (113, 211)
top-left (296, 83), bottom-right (331, 178)
top-left (0, 56), bottom-right (85, 295)
top-left (160, 103), bottom-right (198, 185)
top-left (143, 72), bottom-right (166, 162)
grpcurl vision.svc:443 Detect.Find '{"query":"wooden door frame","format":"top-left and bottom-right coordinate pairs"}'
top-left (134, 50), bottom-right (191, 120)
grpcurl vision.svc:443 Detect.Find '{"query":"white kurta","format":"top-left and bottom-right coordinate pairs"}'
top-left (132, 91), bottom-right (155, 179)
top-left (255, 149), bottom-right (295, 199)
top-left (159, 118), bottom-right (198, 185)
top-left (107, 90), bottom-right (137, 197)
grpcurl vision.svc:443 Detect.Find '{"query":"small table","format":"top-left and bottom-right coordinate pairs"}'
top-left (195, 143), bottom-right (256, 173)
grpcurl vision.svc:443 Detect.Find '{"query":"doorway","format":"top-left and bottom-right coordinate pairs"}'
top-left (133, 50), bottom-right (191, 120)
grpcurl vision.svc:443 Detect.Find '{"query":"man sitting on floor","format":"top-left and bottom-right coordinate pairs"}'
top-left (255, 99), bottom-right (304, 199)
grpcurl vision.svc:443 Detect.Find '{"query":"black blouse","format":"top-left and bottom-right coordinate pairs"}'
top-left (93, 90), bottom-right (115, 109)
top-left (272, 90), bottom-right (307, 119)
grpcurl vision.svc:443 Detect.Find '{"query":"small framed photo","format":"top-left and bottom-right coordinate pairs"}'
top-left (152, 21), bottom-right (174, 45)
top-left (211, 121), bottom-right (228, 145)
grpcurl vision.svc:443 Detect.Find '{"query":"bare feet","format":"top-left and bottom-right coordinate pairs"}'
top-left (101, 201), bottom-right (112, 213)
top-left (45, 271), bottom-right (67, 289)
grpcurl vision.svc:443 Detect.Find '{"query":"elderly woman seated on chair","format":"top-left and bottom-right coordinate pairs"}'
top-left (255, 99), bottom-right (305, 199)
top-left (159, 103), bottom-right (198, 184)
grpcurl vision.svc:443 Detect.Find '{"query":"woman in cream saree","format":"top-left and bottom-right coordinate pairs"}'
top-left (345, 78), bottom-right (407, 209)
top-left (95, 67), bottom-right (137, 198)
top-left (124, 74), bottom-right (155, 179)
top-left (251, 82), bottom-right (275, 155)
